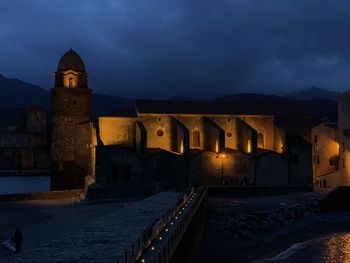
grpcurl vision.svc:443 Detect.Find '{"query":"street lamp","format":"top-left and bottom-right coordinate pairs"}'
top-left (216, 153), bottom-right (229, 184)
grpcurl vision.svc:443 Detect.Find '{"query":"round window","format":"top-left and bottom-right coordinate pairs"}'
top-left (156, 129), bottom-right (164, 137)
top-left (226, 132), bottom-right (232, 138)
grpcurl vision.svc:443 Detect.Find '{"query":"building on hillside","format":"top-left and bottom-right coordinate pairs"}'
top-left (311, 122), bottom-right (339, 188)
top-left (50, 49), bottom-right (313, 195)
top-left (0, 107), bottom-right (49, 169)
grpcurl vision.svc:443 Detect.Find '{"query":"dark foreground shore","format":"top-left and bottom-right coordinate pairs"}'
top-left (199, 192), bottom-right (350, 263)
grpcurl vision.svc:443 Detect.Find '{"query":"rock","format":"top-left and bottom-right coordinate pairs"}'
top-left (289, 210), bottom-right (295, 219)
top-left (223, 230), bottom-right (231, 236)
top-left (259, 220), bottom-right (271, 230)
top-left (244, 213), bottom-right (260, 222)
top-left (246, 220), bottom-right (258, 230)
top-left (237, 229), bottom-right (250, 238)
top-left (274, 213), bottom-right (284, 223)
top-left (304, 211), bottom-right (311, 217)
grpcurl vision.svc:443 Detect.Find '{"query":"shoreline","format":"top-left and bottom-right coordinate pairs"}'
top-left (0, 171), bottom-right (50, 177)
top-left (199, 193), bottom-right (350, 263)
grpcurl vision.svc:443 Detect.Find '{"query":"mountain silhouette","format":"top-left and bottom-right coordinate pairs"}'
top-left (284, 87), bottom-right (338, 101)
top-left (0, 73), bottom-right (132, 117)
top-left (216, 93), bottom-right (337, 125)
top-left (0, 73), bottom-right (49, 109)
top-left (0, 74), bottom-right (338, 127)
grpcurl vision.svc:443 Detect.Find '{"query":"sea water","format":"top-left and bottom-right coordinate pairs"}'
top-left (255, 232), bottom-right (350, 263)
top-left (0, 176), bottom-right (50, 195)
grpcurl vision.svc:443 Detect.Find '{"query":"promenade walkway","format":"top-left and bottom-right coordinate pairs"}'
top-left (0, 192), bottom-right (182, 263)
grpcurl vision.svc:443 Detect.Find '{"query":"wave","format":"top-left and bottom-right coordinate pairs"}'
top-left (252, 236), bottom-right (327, 262)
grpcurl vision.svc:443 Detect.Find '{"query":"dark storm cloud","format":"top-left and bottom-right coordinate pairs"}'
top-left (0, 0), bottom-right (350, 98)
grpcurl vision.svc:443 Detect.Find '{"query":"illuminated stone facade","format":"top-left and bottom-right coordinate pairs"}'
top-left (50, 50), bottom-right (312, 193)
top-left (92, 101), bottom-right (312, 192)
top-left (99, 113), bottom-right (285, 155)
top-left (51, 49), bottom-right (94, 190)
top-left (312, 91), bottom-right (350, 187)
top-left (312, 122), bottom-right (339, 188)
top-left (338, 92), bottom-right (350, 185)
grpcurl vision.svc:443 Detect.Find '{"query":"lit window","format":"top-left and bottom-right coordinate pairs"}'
top-left (69, 77), bottom-right (73, 88)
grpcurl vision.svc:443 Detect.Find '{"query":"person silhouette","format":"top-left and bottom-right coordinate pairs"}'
top-left (13, 227), bottom-right (23, 253)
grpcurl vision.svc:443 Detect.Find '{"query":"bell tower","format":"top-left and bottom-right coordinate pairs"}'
top-left (51, 48), bottom-right (92, 190)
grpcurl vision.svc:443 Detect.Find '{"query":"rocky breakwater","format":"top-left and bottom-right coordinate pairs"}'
top-left (207, 193), bottom-right (322, 239)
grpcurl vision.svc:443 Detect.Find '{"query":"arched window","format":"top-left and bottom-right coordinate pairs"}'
top-left (69, 77), bottom-right (74, 88)
top-left (192, 130), bottom-right (200, 148)
top-left (258, 132), bottom-right (264, 148)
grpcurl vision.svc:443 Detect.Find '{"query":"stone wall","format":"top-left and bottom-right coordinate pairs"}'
top-left (51, 87), bottom-right (92, 190)
top-left (0, 189), bottom-right (84, 202)
top-left (178, 116), bottom-right (207, 150)
top-left (311, 123), bottom-right (339, 186)
top-left (94, 146), bottom-right (190, 190)
top-left (98, 114), bottom-right (284, 156)
top-left (0, 107), bottom-right (49, 170)
top-left (211, 116), bottom-right (238, 150)
top-left (273, 126), bottom-right (285, 153)
top-left (338, 92), bottom-right (350, 185)
top-left (235, 118), bottom-right (257, 154)
top-left (94, 144), bottom-right (260, 191)
top-left (193, 150), bottom-right (255, 185)
top-left (75, 122), bottom-right (97, 179)
top-left (256, 152), bottom-right (288, 185)
top-left (99, 117), bottom-right (137, 148)
top-left (51, 88), bottom-right (92, 163)
top-left (23, 107), bottom-right (47, 134)
top-left (0, 148), bottom-right (49, 170)
top-left (289, 144), bottom-right (313, 185)
top-left (242, 116), bottom-right (275, 150)
top-left (140, 115), bottom-right (177, 151)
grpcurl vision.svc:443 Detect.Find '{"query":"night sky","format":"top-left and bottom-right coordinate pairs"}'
top-left (0, 0), bottom-right (349, 98)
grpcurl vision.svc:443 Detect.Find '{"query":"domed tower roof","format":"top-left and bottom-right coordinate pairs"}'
top-left (57, 48), bottom-right (86, 72)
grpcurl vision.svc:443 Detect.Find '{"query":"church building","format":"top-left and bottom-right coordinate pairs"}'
top-left (50, 49), bottom-right (313, 196)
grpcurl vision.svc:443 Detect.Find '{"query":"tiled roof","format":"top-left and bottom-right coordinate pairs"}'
top-left (99, 98), bottom-right (313, 117)
top-left (102, 107), bottom-right (138, 117)
top-left (134, 100), bottom-right (306, 115)
top-left (324, 122), bottom-right (338, 130)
